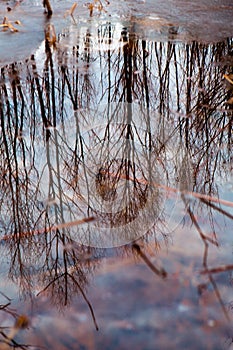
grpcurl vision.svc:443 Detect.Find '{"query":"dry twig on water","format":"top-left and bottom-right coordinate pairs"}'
top-left (132, 243), bottom-right (167, 278)
top-left (0, 17), bottom-right (21, 32)
top-left (0, 217), bottom-right (95, 243)
top-left (43, 0), bottom-right (53, 15)
top-left (64, 2), bottom-right (78, 20)
top-left (200, 264), bottom-right (233, 275)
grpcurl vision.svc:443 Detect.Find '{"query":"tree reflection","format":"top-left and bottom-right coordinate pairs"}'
top-left (0, 21), bottom-right (232, 345)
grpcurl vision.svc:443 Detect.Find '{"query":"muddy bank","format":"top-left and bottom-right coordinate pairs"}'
top-left (0, 0), bottom-right (233, 66)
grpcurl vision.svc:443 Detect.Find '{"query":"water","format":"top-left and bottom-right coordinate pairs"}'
top-left (0, 1), bottom-right (233, 349)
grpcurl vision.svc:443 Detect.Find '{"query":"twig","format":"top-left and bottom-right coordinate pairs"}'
top-left (186, 205), bottom-right (219, 247)
top-left (200, 198), bottom-right (233, 220)
top-left (68, 273), bottom-right (99, 331)
top-left (208, 273), bottom-right (230, 321)
top-left (43, 0), bottom-right (53, 15)
top-left (0, 217), bottom-right (95, 242)
top-left (100, 168), bottom-right (233, 209)
top-left (64, 2), bottom-right (77, 21)
top-left (200, 264), bottom-right (233, 275)
top-left (183, 197), bottom-right (230, 321)
top-left (132, 243), bottom-right (167, 278)
top-left (38, 272), bottom-right (98, 331)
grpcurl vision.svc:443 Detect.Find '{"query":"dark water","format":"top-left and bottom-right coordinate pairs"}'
top-left (0, 1), bottom-right (233, 349)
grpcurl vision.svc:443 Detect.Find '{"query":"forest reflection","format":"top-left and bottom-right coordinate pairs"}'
top-left (0, 22), bottom-right (232, 342)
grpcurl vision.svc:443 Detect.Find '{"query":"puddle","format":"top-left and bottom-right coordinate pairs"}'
top-left (0, 1), bottom-right (233, 349)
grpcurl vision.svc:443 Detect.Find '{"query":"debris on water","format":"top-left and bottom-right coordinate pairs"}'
top-left (45, 23), bottom-right (56, 47)
top-left (43, 0), bottom-right (53, 16)
top-left (0, 16), bottom-right (21, 32)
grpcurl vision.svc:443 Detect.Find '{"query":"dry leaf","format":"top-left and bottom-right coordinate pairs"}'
top-left (88, 3), bottom-right (94, 16)
top-left (45, 23), bottom-right (56, 46)
top-left (223, 73), bottom-right (233, 90)
top-left (1, 16), bottom-right (21, 32)
top-left (226, 96), bottom-right (233, 104)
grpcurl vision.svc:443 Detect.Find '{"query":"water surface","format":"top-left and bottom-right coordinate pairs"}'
top-left (0, 1), bottom-right (233, 349)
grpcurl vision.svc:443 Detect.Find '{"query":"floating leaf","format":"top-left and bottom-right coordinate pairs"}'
top-left (1, 16), bottom-right (21, 32)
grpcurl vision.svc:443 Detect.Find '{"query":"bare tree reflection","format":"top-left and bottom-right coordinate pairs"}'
top-left (0, 21), bottom-right (232, 343)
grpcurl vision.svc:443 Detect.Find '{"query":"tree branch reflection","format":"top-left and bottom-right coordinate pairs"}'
top-left (0, 21), bottom-right (232, 341)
